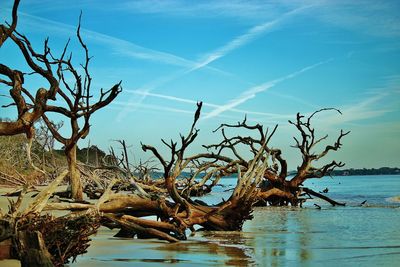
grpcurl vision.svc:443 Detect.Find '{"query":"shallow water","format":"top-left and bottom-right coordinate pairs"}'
top-left (45, 176), bottom-right (400, 266)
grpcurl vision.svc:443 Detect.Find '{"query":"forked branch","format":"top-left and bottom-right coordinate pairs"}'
top-left (289, 109), bottom-right (350, 187)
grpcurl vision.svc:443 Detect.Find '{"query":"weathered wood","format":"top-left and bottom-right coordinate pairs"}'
top-left (95, 178), bottom-right (117, 210)
top-left (66, 145), bottom-right (83, 201)
top-left (303, 187), bottom-right (346, 206)
top-left (0, 239), bottom-right (12, 260)
top-left (104, 214), bottom-right (179, 243)
top-left (0, 220), bottom-right (12, 242)
top-left (0, 219), bottom-right (13, 260)
top-left (22, 170), bottom-right (68, 215)
top-left (258, 188), bottom-right (295, 201)
top-left (121, 214), bottom-right (179, 232)
top-left (17, 231), bottom-right (54, 267)
top-left (44, 202), bottom-right (94, 211)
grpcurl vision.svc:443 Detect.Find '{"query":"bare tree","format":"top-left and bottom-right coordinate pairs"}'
top-left (34, 119), bottom-right (63, 171)
top-left (1, 3), bottom-right (121, 200)
top-left (0, 0), bottom-right (19, 46)
top-left (40, 15), bottom-right (122, 200)
top-left (141, 102), bottom-right (267, 232)
top-left (0, 0), bottom-right (58, 139)
top-left (288, 109), bottom-right (350, 187)
top-left (35, 119), bottom-right (62, 153)
top-left (197, 109), bottom-right (349, 206)
top-left (38, 105), bottom-right (349, 245)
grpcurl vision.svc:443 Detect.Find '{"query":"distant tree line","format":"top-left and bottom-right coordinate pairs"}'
top-left (330, 167), bottom-right (400, 176)
top-left (287, 167), bottom-right (400, 176)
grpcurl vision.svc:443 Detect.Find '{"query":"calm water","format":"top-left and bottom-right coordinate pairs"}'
top-left (71, 175), bottom-right (400, 267)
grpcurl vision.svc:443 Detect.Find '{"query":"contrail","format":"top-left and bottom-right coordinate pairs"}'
top-left (17, 11), bottom-right (221, 69)
top-left (115, 5), bottom-right (313, 120)
top-left (203, 59), bottom-right (332, 120)
top-left (187, 5), bottom-right (313, 73)
top-left (125, 90), bottom-right (294, 119)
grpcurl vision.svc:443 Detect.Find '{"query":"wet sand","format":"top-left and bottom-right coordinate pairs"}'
top-left (71, 227), bottom-right (255, 266)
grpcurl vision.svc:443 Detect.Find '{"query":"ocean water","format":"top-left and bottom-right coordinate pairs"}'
top-left (71, 175), bottom-right (400, 267)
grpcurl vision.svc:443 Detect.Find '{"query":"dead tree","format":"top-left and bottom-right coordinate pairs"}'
top-left (288, 109), bottom-right (350, 187)
top-left (141, 102), bottom-right (267, 232)
top-left (197, 109), bottom-right (349, 206)
top-left (34, 119), bottom-right (63, 171)
top-left (204, 117), bottom-right (298, 205)
top-left (39, 15), bottom-right (121, 201)
top-left (0, 0), bottom-right (58, 159)
top-left (82, 140), bottom-right (151, 199)
top-left (37, 107), bottom-right (347, 244)
top-left (40, 104), bottom-right (268, 242)
top-left (1, 0), bottom-right (60, 177)
top-left (0, 0), bottom-right (19, 46)
top-left (1, 3), bottom-right (121, 200)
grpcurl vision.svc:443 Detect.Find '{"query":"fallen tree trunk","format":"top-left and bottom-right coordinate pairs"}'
top-left (302, 187), bottom-right (346, 206)
top-left (103, 214), bottom-right (179, 243)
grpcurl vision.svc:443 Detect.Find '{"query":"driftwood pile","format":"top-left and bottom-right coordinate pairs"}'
top-left (0, 171), bottom-right (100, 266)
top-left (0, 102), bottom-right (349, 265)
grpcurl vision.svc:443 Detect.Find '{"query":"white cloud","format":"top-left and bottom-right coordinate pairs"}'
top-left (125, 89), bottom-right (294, 120)
top-left (188, 5), bottom-right (313, 72)
top-left (203, 59), bottom-right (332, 119)
top-left (117, 0), bottom-right (288, 22)
top-left (111, 100), bottom-right (194, 115)
top-left (117, 1), bottom-right (400, 38)
top-left (110, 100), bottom-right (248, 121)
top-left (302, 0), bottom-right (400, 38)
top-left (114, 5), bottom-right (312, 120)
top-left (317, 75), bottom-right (400, 126)
top-left (16, 11), bottom-right (216, 69)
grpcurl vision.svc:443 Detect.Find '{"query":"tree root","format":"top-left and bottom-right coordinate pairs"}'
top-left (302, 187), bottom-right (346, 206)
top-left (16, 213), bottom-right (100, 266)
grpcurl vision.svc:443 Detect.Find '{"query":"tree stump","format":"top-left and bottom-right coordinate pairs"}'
top-left (17, 231), bottom-right (53, 267)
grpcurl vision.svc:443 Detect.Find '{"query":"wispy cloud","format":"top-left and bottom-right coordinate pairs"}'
top-left (117, 0), bottom-right (289, 22)
top-left (267, 91), bottom-right (320, 110)
top-left (319, 94), bottom-right (392, 127)
top-left (203, 59), bottom-right (332, 119)
top-left (116, 5), bottom-right (313, 118)
top-left (16, 11), bottom-right (215, 69)
top-left (125, 89), bottom-right (294, 120)
top-left (16, 0), bottom-right (400, 39)
top-left (117, 58), bottom-right (330, 122)
top-left (318, 75), bottom-right (400, 126)
top-left (312, 1), bottom-right (400, 38)
top-left (111, 100), bottom-right (194, 115)
top-left (189, 5), bottom-right (312, 72)
top-left (110, 100), bottom-right (248, 121)
top-left (114, 70), bottom-right (188, 122)
top-left (114, 6), bottom-right (311, 120)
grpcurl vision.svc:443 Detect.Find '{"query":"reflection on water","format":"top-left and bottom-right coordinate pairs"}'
top-left (71, 229), bottom-right (255, 266)
top-left (155, 237), bottom-right (255, 266)
top-left (71, 176), bottom-right (400, 267)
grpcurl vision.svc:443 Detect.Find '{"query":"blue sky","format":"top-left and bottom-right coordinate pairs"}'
top-left (1, 0), bottom-right (399, 169)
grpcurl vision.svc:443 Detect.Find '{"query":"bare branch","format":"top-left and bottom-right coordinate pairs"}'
top-left (289, 109), bottom-right (349, 187)
top-left (0, 0), bottom-right (20, 46)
